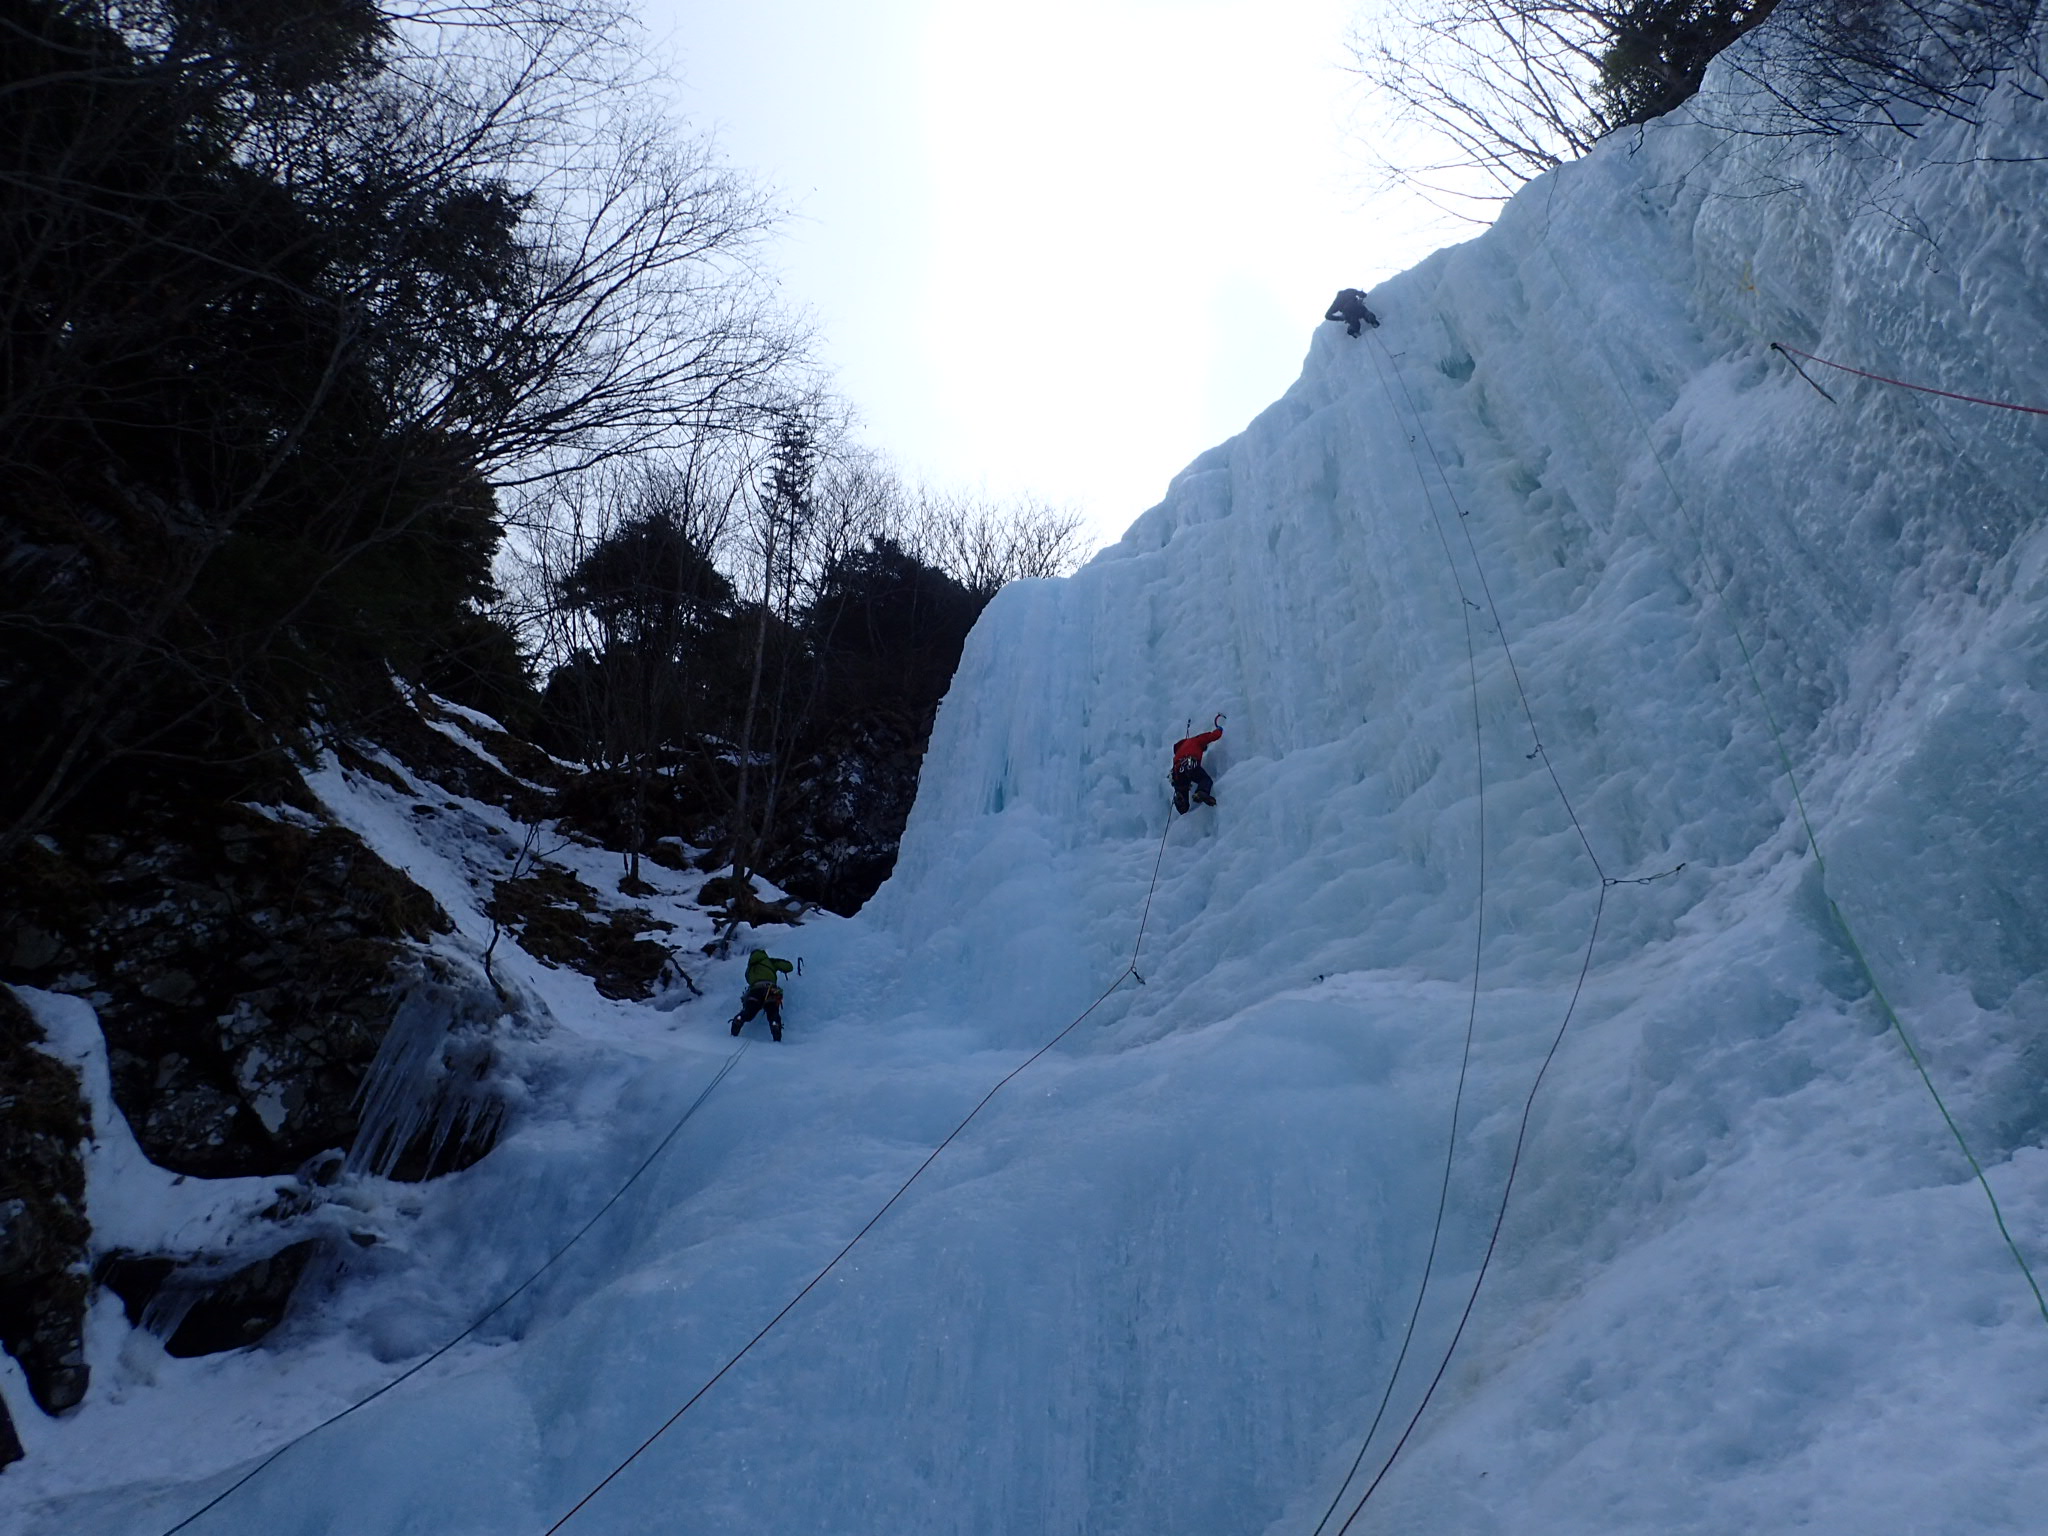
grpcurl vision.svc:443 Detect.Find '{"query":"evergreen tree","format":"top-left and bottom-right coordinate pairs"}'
top-left (0, 0), bottom-right (789, 855)
top-left (1598, 0), bottom-right (1777, 125)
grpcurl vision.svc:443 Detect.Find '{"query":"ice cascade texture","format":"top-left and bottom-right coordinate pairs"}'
top-left (20, 55), bottom-right (2048, 1536)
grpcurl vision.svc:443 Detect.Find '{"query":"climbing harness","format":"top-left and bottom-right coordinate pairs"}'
top-left (542, 804), bottom-right (1183, 1534)
top-left (158, 1042), bottom-right (750, 1536)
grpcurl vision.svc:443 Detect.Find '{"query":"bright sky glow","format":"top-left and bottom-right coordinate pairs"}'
top-left (639, 0), bottom-right (1470, 547)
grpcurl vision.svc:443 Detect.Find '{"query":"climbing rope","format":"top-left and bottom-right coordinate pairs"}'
top-left (1770, 341), bottom-right (2048, 417)
top-left (1315, 178), bottom-right (2042, 1527)
top-left (1331, 887), bottom-right (1609, 1536)
top-left (158, 1041), bottom-right (751, 1536)
top-left (542, 805), bottom-right (1182, 1533)
top-left (1529, 176), bottom-right (2048, 1329)
top-left (1307, 343), bottom-right (1492, 1536)
top-left (1128, 802), bottom-right (1177, 982)
top-left (1312, 331), bottom-right (1662, 1533)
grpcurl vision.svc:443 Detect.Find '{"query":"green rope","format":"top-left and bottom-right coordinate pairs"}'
top-left (1531, 193), bottom-right (2048, 1329)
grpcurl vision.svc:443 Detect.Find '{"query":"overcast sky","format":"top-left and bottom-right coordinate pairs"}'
top-left (636, 0), bottom-right (1467, 548)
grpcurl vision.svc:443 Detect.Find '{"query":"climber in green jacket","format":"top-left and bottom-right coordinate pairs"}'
top-left (730, 947), bottom-right (795, 1041)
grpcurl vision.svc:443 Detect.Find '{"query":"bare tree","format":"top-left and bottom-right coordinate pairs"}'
top-left (0, 0), bottom-right (801, 858)
top-left (906, 488), bottom-right (1092, 604)
top-left (1711, 0), bottom-right (2045, 140)
top-left (726, 405), bottom-right (890, 893)
top-left (1348, 0), bottom-right (2040, 209)
top-left (1349, 0), bottom-right (1629, 205)
top-left (513, 447), bottom-right (746, 884)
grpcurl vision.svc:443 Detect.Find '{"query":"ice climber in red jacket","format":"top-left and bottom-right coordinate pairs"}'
top-left (1171, 715), bottom-right (1224, 814)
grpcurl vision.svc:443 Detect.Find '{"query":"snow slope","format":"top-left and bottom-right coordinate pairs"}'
top-left (13, 47), bottom-right (2048, 1536)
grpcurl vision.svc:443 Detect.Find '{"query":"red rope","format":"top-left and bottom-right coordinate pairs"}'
top-left (1772, 341), bottom-right (2048, 417)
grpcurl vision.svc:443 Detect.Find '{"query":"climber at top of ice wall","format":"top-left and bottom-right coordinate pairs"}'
top-left (876, 58), bottom-right (2048, 1024)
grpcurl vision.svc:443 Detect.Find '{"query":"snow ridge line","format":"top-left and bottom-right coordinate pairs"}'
top-left (1531, 181), bottom-right (2048, 1334)
top-left (155, 1043), bottom-right (752, 1536)
top-left (540, 810), bottom-right (1182, 1534)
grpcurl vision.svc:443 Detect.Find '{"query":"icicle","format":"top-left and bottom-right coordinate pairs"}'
top-left (348, 955), bottom-right (508, 1180)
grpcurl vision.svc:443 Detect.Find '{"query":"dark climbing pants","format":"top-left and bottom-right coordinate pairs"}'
top-left (1172, 761), bottom-right (1213, 815)
top-left (732, 983), bottom-right (784, 1040)
top-left (1325, 303), bottom-right (1377, 337)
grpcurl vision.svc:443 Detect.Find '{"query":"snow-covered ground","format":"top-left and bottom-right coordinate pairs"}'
top-left (11, 45), bottom-right (2048, 1536)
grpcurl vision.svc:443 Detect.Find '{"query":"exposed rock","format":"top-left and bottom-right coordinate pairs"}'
top-left (5, 925), bottom-right (62, 972)
top-left (0, 690), bottom-right (548, 1436)
top-left (487, 862), bottom-right (675, 1001)
top-left (346, 688), bottom-right (557, 821)
top-left (0, 799), bottom-right (451, 1179)
top-left (0, 988), bottom-right (91, 1418)
top-left (96, 1147), bottom-right (365, 1362)
top-left (765, 712), bottom-right (932, 915)
top-left (138, 970), bottom-right (199, 1007)
top-left (94, 1240), bottom-right (320, 1359)
top-left (158, 1241), bottom-right (319, 1358)
top-left (95, 1254), bottom-right (178, 1328)
top-left (696, 875), bottom-right (804, 933)
top-left (0, 1388), bottom-right (21, 1471)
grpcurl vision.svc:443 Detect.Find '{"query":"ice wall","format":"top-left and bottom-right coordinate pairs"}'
top-left (859, 57), bottom-right (2048, 1533)
top-left (20, 51), bottom-right (2048, 1536)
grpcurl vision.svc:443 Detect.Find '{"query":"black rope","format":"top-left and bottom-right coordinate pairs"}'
top-left (158, 1042), bottom-right (750, 1536)
top-left (542, 805), bottom-right (1181, 1533)
top-left (1605, 863), bottom-right (1686, 886)
top-left (1376, 335), bottom-right (1607, 880)
top-left (1768, 342), bottom-right (1839, 404)
top-left (1312, 335), bottom-right (1638, 1531)
top-left (1129, 803), bottom-right (1178, 983)
top-left (1332, 886), bottom-right (1608, 1536)
top-left (1309, 343), bottom-right (1493, 1536)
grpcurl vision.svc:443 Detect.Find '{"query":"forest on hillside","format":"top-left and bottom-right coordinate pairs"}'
top-left (0, 0), bottom-right (1084, 922)
top-left (4, 0), bottom-right (2042, 1508)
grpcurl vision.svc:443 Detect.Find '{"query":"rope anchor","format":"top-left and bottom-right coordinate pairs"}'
top-left (1772, 339), bottom-right (2048, 416)
top-left (1770, 341), bottom-right (1837, 404)
top-left (1604, 862), bottom-right (1686, 887)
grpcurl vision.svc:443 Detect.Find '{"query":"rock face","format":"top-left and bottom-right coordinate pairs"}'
top-left (767, 713), bottom-right (934, 917)
top-left (154, 1242), bottom-right (321, 1359)
top-left (0, 700), bottom-right (532, 1452)
top-left (486, 861), bottom-right (677, 1001)
top-left (0, 796), bottom-right (448, 1178)
top-left (0, 679), bottom-right (853, 1455)
top-left (0, 1392), bottom-right (21, 1470)
top-left (0, 988), bottom-right (91, 1443)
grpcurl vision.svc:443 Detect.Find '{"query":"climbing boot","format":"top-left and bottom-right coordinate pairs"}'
top-left (730, 1016), bottom-right (743, 1037)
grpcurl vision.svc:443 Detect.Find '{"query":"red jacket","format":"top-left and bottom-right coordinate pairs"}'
top-left (1172, 726), bottom-right (1222, 769)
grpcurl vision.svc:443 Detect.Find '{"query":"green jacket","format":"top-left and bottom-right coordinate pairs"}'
top-left (746, 949), bottom-right (793, 988)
